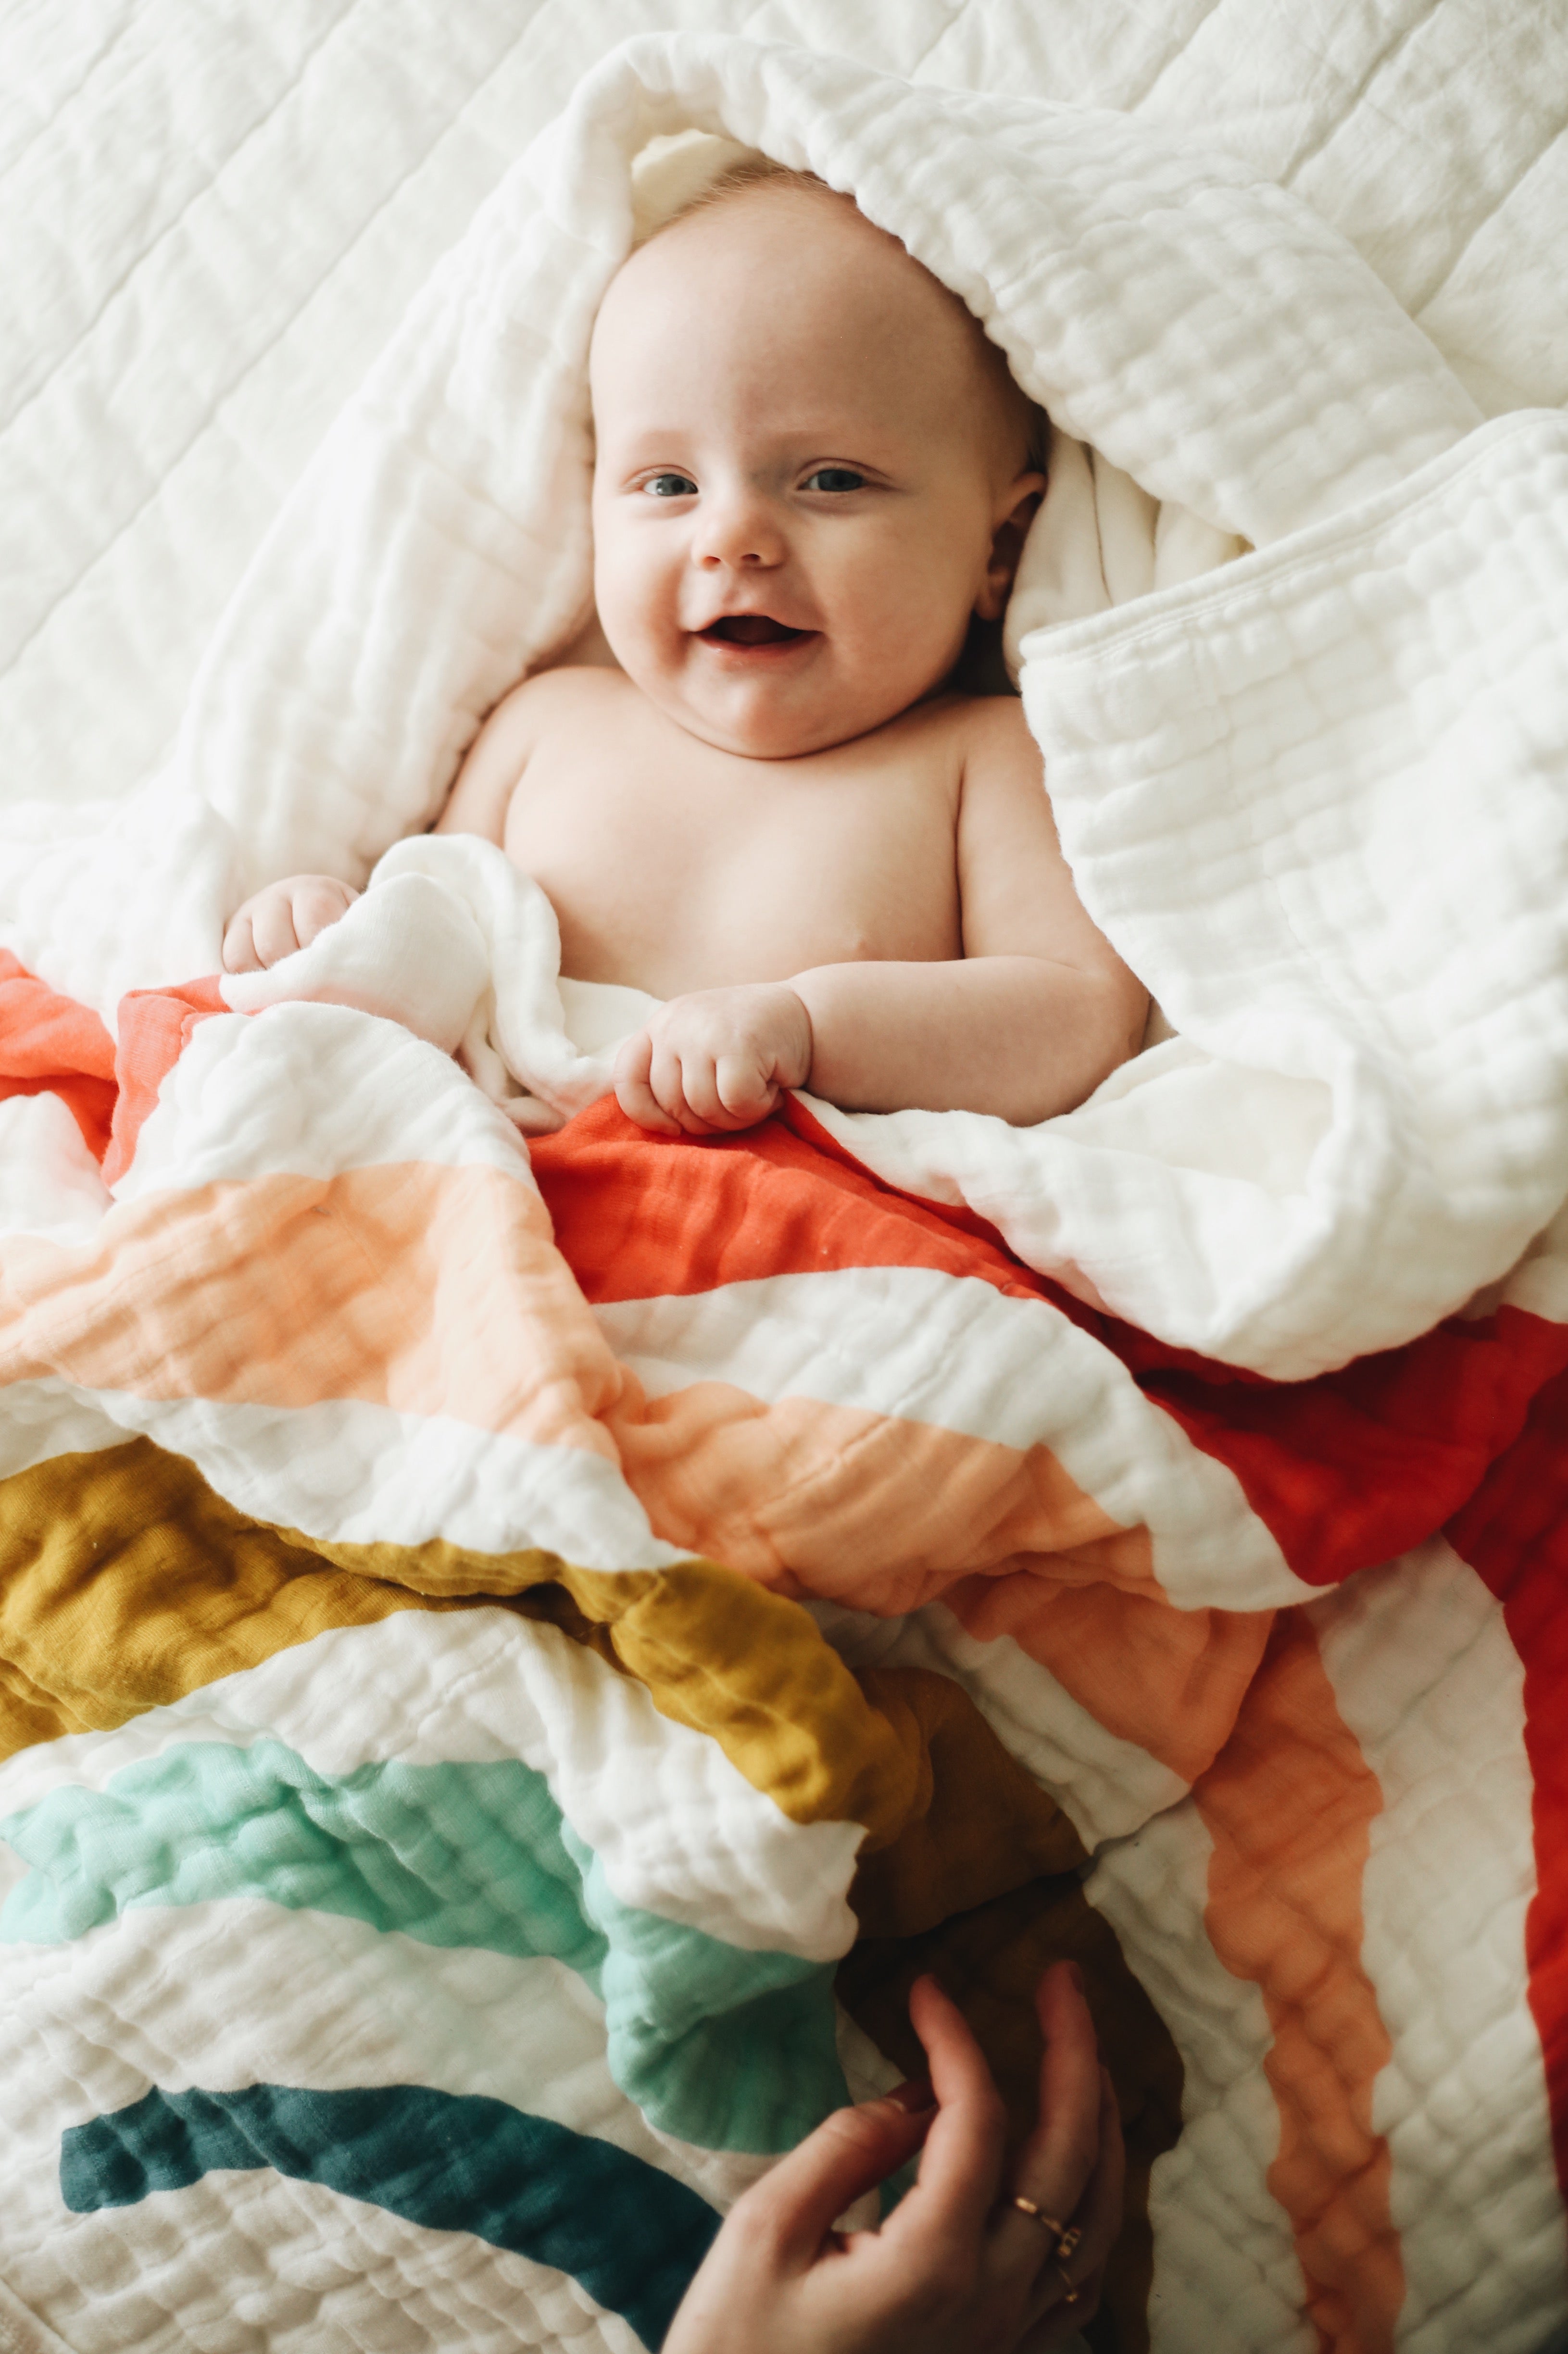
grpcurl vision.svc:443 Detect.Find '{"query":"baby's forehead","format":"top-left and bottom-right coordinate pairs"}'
top-left (594, 180), bottom-right (1034, 469)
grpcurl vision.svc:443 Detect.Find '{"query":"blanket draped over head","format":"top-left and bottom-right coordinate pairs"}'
top-left (2, 33), bottom-right (1568, 2354)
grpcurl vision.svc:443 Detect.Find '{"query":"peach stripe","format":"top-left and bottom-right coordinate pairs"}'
top-left (0, 1163), bottom-right (622, 1458)
top-left (1196, 1613), bottom-right (1403, 2354)
top-left (607, 1371), bottom-right (1149, 1609)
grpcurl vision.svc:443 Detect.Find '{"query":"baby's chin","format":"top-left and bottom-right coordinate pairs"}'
top-left (648, 651), bottom-right (943, 761)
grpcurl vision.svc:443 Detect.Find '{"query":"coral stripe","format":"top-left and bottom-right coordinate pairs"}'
top-left (1446, 1364), bottom-right (1568, 2198)
top-left (0, 1161), bottom-right (620, 1453)
top-left (1195, 1614), bottom-right (1403, 2354)
top-left (945, 1574), bottom-right (1273, 1789)
top-left (605, 1373), bottom-right (1146, 1608)
top-left (103, 976), bottom-right (227, 1182)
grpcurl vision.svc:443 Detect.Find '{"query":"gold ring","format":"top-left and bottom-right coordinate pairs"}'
top-left (1056, 2266), bottom-right (1082, 2307)
top-left (1054, 2223), bottom-right (1083, 2262)
top-left (1009, 2196), bottom-right (1069, 2237)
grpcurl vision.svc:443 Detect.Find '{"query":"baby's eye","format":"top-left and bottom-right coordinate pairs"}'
top-left (640, 472), bottom-right (697, 498)
top-left (803, 467), bottom-right (867, 494)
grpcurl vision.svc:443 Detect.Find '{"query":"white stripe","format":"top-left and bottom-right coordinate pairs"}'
top-left (113, 1001), bottom-right (535, 1200)
top-left (45, 1384), bottom-right (687, 1574)
top-left (0, 1378), bottom-right (126, 1481)
top-left (1495, 1198), bottom-right (1568, 1327)
top-left (0, 1095), bottom-right (109, 1245)
top-left (0, 1609), bottom-right (861, 1964)
top-left (1311, 1540), bottom-right (1568, 2354)
top-left (595, 1269), bottom-right (1312, 1609)
top-left (1086, 1800), bottom-right (1314, 2354)
top-left (1, 2164), bottom-right (644, 2354)
top-left (0, 1899), bottom-right (760, 2216)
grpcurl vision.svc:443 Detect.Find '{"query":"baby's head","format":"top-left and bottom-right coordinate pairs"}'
top-left (588, 163), bottom-right (1045, 759)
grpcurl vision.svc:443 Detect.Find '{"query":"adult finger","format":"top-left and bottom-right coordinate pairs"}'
top-left (614, 1034), bottom-right (680, 1137)
top-left (1000, 1962), bottom-right (1103, 2259)
top-left (882, 1976), bottom-right (1008, 2261)
top-left (737, 2084), bottom-right (938, 2271)
top-left (1024, 2069), bottom-right (1125, 2335)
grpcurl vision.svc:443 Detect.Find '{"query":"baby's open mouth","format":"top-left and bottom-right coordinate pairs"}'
top-left (701, 615), bottom-right (812, 646)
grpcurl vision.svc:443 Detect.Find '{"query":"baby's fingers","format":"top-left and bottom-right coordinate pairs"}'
top-left (246, 894), bottom-right (308, 970)
top-left (649, 1042), bottom-right (719, 1136)
top-left (291, 877), bottom-right (358, 949)
top-left (614, 1031), bottom-right (681, 1137)
top-left (713, 1053), bottom-right (778, 1127)
top-left (221, 913), bottom-right (262, 975)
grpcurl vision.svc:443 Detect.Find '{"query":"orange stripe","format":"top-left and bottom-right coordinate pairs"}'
top-left (0, 1162), bottom-right (621, 1454)
top-left (946, 1574), bottom-right (1273, 1788)
top-left (1196, 1613), bottom-right (1403, 2354)
top-left (605, 1374), bottom-right (1146, 1608)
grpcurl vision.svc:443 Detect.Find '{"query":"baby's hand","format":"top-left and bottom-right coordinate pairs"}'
top-left (615, 984), bottom-right (812, 1137)
top-left (222, 876), bottom-right (360, 974)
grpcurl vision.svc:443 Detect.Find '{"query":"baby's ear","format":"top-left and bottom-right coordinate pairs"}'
top-left (975, 473), bottom-right (1046, 621)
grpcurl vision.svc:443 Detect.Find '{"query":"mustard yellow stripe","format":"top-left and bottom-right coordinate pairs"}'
top-left (0, 1439), bottom-right (466, 1759)
top-left (0, 1440), bottom-right (933, 1852)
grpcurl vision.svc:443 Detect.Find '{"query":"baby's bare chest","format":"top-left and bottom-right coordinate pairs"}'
top-left (504, 715), bottom-right (965, 996)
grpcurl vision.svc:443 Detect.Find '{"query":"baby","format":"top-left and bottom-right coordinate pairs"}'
top-left (223, 165), bottom-right (1147, 1134)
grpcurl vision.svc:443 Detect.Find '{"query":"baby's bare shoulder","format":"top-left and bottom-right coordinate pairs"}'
top-left (948, 692), bottom-right (1037, 757)
top-left (439, 664), bottom-right (632, 838)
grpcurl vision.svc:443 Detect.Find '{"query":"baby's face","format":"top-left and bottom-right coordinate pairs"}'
top-left (589, 186), bottom-right (1041, 760)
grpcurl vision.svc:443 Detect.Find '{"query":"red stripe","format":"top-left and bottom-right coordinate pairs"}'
top-left (1446, 1364), bottom-right (1568, 2197)
top-left (533, 1098), bottom-right (1568, 1588)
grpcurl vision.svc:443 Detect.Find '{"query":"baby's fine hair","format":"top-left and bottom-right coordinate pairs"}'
top-left (644, 154), bottom-right (1049, 479)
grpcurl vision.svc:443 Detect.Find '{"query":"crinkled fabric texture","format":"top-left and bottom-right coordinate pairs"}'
top-left (4, 7), bottom-right (1568, 2354)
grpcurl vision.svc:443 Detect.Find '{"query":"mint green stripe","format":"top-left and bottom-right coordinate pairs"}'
top-left (0, 1740), bottom-right (844, 2154)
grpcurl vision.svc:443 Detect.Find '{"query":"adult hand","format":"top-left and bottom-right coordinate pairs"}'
top-left (221, 875), bottom-right (360, 973)
top-left (664, 1962), bottom-right (1124, 2354)
top-left (614, 983), bottom-right (812, 1136)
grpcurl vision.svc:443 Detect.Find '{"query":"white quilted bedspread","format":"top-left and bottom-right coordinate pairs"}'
top-left (5, 9), bottom-right (1568, 2354)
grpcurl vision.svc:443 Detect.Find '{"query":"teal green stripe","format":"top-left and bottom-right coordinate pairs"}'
top-left (62, 2081), bottom-right (717, 2349)
top-left (1, 1740), bottom-right (844, 2154)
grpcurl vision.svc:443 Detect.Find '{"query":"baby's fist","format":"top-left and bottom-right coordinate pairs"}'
top-left (222, 875), bottom-right (360, 974)
top-left (615, 985), bottom-right (812, 1137)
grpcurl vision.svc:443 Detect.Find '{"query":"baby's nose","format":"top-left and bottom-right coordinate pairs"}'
top-left (694, 488), bottom-right (784, 569)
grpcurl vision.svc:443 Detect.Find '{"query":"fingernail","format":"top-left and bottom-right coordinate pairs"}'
top-left (1066, 1961), bottom-right (1085, 1995)
top-left (884, 2077), bottom-right (936, 2115)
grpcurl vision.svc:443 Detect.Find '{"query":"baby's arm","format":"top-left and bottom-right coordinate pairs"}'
top-left (793, 701), bottom-right (1146, 1122)
top-left (615, 702), bottom-right (1146, 1133)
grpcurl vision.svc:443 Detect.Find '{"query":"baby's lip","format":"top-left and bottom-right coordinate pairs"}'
top-left (695, 613), bottom-right (817, 649)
